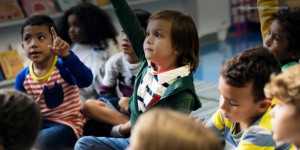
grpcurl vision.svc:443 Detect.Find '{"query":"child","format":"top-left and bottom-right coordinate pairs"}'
top-left (206, 46), bottom-right (295, 149)
top-left (82, 9), bottom-right (151, 137)
top-left (15, 15), bottom-right (93, 150)
top-left (58, 3), bottom-right (118, 103)
top-left (258, 0), bottom-right (300, 106)
top-left (127, 108), bottom-right (221, 150)
top-left (258, 0), bottom-right (300, 71)
top-left (264, 64), bottom-right (300, 150)
top-left (0, 90), bottom-right (42, 150)
top-left (74, 0), bottom-right (201, 149)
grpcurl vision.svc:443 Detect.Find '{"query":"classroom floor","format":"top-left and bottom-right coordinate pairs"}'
top-left (191, 31), bottom-right (263, 118)
top-left (194, 31), bottom-right (263, 83)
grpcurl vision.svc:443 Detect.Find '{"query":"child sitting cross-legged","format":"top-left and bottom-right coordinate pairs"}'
top-left (206, 46), bottom-right (295, 150)
top-left (15, 15), bottom-right (93, 150)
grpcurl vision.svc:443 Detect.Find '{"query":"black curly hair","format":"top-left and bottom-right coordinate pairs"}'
top-left (21, 15), bottom-right (58, 41)
top-left (271, 7), bottom-right (300, 56)
top-left (57, 3), bottom-right (117, 49)
top-left (0, 90), bottom-right (42, 150)
top-left (220, 46), bottom-right (282, 102)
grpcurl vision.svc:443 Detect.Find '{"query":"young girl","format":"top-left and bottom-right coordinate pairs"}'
top-left (75, 0), bottom-right (201, 149)
top-left (58, 3), bottom-right (118, 104)
top-left (264, 64), bottom-right (300, 150)
top-left (127, 109), bottom-right (221, 150)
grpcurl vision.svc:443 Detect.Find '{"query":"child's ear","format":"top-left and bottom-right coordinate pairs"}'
top-left (291, 51), bottom-right (300, 59)
top-left (21, 43), bottom-right (24, 49)
top-left (258, 99), bottom-right (272, 112)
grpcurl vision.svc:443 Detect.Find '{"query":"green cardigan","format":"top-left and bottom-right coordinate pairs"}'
top-left (110, 0), bottom-right (202, 129)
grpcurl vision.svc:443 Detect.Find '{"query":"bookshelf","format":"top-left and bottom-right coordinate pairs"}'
top-left (0, 0), bottom-right (161, 28)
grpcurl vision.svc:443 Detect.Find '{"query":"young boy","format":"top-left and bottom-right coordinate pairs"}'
top-left (258, 0), bottom-right (300, 70)
top-left (258, 0), bottom-right (300, 106)
top-left (0, 90), bottom-right (42, 150)
top-left (15, 15), bottom-right (93, 150)
top-left (264, 64), bottom-right (300, 150)
top-left (82, 9), bottom-right (151, 137)
top-left (206, 46), bottom-right (295, 150)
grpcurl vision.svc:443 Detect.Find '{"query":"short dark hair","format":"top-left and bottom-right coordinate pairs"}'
top-left (21, 15), bottom-right (58, 40)
top-left (271, 7), bottom-right (300, 56)
top-left (57, 3), bottom-right (117, 49)
top-left (0, 90), bottom-right (42, 150)
top-left (148, 10), bottom-right (200, 73)
top-left (133, 9), bottom-right (151, 31)
top-left (220, 46), bottom-right (282, 102)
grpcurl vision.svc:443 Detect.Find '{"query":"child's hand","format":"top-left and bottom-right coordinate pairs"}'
top-left (48, 27), bottom-right (70, 60)
top-left (119, 97), bottom-right (130, 117)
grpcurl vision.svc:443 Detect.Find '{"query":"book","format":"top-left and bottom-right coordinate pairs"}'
top-left (19, 0), bottom-right (57, 17)
top-left (0, 50), bottom-right (24, 80)
top-left (54, 0), bottom-right (80, 11)
top-left (0, 0), bottom-right (25, 22)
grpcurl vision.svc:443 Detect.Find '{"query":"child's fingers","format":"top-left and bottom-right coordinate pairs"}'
top-left (57, 40), bottom-right (64, 49)
top-left (54, 37), bottom-right (62, 49)
top-left (48, 45), bottom-right (54, 52)
top-left (51, 27), bottom-right (57, 40)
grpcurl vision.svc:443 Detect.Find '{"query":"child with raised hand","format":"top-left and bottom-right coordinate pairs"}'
top-left (0, 90), bottom-right (42, 150)
top-left (206, 46), bottom-right (295, 150)
top-left (58, 3), bottom-right (118, 103)
top-left (82, 9), bottom-right (151, 137)
top-left (15, 15), bottom-right (93, 150)
top-left (74, 0), bottom-right (201, 149)
top-left (258, 0), bottom-right (300, 106)
top-left (258, 0), bottom-right (300, 70)
top-left (127, 108), bottom-right (221, 150)
top-left (264, 64), bottom-right (300, 150)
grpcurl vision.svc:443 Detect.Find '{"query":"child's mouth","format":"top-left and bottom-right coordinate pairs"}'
top-left (30, 51), bottom-right (42, 56)
top-left (145, 48), bottom-right (153, 51)
top-left (122, 44), bottom-right (129, 49)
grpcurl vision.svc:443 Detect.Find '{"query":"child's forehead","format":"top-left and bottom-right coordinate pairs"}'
top-left (147, 19), bottom-right (173, 30)
top-left (218, 76), bottom-right (255, 102)
top-left (23, 25), bottom-right (51, 35)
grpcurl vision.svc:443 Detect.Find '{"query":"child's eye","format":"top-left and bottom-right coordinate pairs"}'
top-left (146, 32), bottom-right (150, 36)
top-left (75, 24), bottom-right (80, 28)
top-left (39, 36), bottom-right (45, 40)
top-left (156, 33), bottom-right (160, 37)
top-left (268, 30), bottom-right (271, 35)
top-left (274, 37), bottom-right (279, 41)
top-left (24, 37), bottom-right (31, 41)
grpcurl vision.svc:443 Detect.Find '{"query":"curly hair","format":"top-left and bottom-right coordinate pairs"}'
top-left (57, 3), bottom-right (117, 49)
top-left (264, 64), bottom-right (300, 114)
top-left (271, 7), bottom-right (300, 55)
top-left (21, 15), bottom-right (58, 41)
top-left (148, 10), bottom-right (199, 73)
top-left (0, 90), bottom-right (42, 150)
top-left (133, 108), bottom-right (222, 150)
top-left (220, 46), bottom-right (282, 102)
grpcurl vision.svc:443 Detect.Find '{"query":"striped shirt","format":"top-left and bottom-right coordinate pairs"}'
top-left (207, 108), bottom-right (295, 150)
top-left (137, 62), bottom-right (190, 113)
top-left (15, 51), bottom-right (93, 139)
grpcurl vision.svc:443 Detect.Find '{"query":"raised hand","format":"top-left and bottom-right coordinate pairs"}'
top-left (48, 27), bottom-right (70, 60)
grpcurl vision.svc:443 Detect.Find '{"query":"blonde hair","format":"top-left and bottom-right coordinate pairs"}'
top-left (132, 109), bottom-right (221, 150)
top-left (264, 63), bottom-right (300, 113)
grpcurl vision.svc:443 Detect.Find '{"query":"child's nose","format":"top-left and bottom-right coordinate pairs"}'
top-left (264, 36), bottom-right (272, 47)
top-left (219, 96), bottom-right (228, 110)
top-left (30, 39), bottom-right (38, 48)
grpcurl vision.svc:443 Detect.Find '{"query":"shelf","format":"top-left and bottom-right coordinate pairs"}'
top-left (0, 0), bottom-right (161, 28)
top-left (0, 78), bottom-right (15, 88)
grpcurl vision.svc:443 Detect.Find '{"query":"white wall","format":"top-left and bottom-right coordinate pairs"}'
top-left (0, 0), bottom-right (231, 52)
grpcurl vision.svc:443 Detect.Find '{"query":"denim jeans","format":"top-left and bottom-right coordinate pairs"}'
top-left (75, 136), bottom-right (130, 150)
top-left (33, 120), bottom-right (77, 150)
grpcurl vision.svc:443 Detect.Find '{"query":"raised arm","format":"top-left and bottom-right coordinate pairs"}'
top-left (109, 0), bottom-right (146, 62)
top-left (257, 0), bottom-right (278, 40)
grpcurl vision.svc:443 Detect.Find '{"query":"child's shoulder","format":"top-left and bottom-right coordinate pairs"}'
top-left (16, 65), bottom-right (30, 78)
top-left (106, 52), bottom-right (124, 65)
